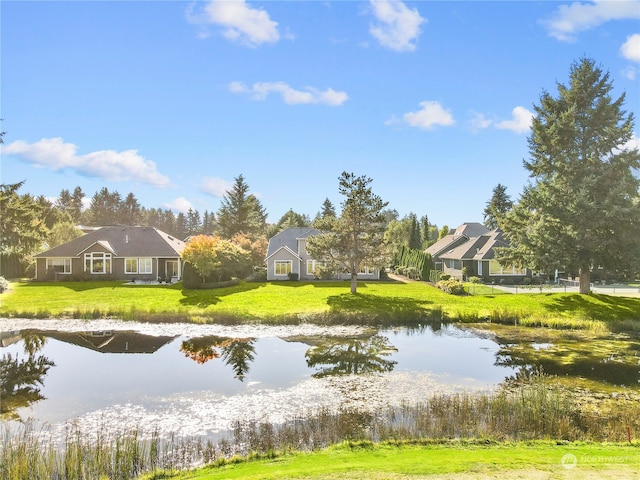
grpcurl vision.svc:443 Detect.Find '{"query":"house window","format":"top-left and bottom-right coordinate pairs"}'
top-left (489, 259), bottom-right (525, 276)
top-left (125, 258), bottom-right (138, 274)
top-left (358, 265), bottom-right (374, 275)
top-left (85, 252), bottom-right (112, 274)
top-left (125, 258), bottom-right (153, 274)
top-left (46, 258), bottom-right (71, 274)
top-left (307, 259), bottom-right (325, 275)
top-left (166, 260), bottom-right (179, 278)
top-left (274, 260), bottom-right (292, 276)
top-left (139, 258), bottom-right (152, 274)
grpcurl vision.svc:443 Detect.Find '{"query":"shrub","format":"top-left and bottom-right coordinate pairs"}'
top-left (0, 276), bottom-right (9, 293)
top-left (288, 272), bottom-right (299, 281)
top-left (406, 266), bottom-right (420, 280)
top-left (440, 274), bottom-right (451, 281)
top-left (436, 278), bottom-right (465, 295)
top-left (468, 276), bottom-right (482, 284)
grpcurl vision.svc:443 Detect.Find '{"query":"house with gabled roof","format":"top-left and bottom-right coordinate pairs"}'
top-left (265, 227), bottom-right (380, 281)
top-left (33, 226), bottom-right (185, 282)
top-left (426, 223), bottom-right (531, 283)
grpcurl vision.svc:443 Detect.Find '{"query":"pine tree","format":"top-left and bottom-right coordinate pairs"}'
top-left (499, 58), bottom-right (640, 293)
top-left (306, 172), bottom-right (389, 294)
top-left (483, 184), bottom-right (513, 229)
top-left (216, 175), bottom-right (267, 238)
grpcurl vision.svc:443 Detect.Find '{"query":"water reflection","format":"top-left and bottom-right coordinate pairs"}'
top-left (180, 336), bottom-right (257, 381)
top-left (305, 334), bottom-right (398, 377)
top-left (0, 332), bottom-right (55, 418)
top-left (494, 339), bottom-right (640, 387)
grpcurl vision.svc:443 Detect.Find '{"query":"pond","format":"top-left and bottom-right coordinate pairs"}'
top-left (1, 319), bottom-right (638, 442)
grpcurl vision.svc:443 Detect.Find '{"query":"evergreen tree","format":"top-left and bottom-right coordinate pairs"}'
top-left (408, 213), bottom-right (422, 250)
top-left (420, 215), bottom-right (430, 244)
top-left (306, 172), bottom-right (389, 294)
top-left (121, 192), bottom-right (142, 225)
top-left (483, 184), bottom-right (513, 229)
top-left (87, 187), bottom-right (122, 225)
top-left (71, 186), bottom-right (85, 223)
top-left (0, 181), bottom-right (49, 275)
top-left (216, 175), bottom-right (267, 238)
top-left (319, 197), bottom-right (336, 218)
top-left (186, 208), bottom-right (202, 236)
top-left (499, 58), bottom-right (640, 293)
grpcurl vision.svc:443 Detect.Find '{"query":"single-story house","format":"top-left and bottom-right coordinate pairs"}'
top-left (265, 227), bottom-right (380, 281)
top-left (33, 226), bottom-right (185, 282)
top-left (426, 223), bottom-right (531, 283)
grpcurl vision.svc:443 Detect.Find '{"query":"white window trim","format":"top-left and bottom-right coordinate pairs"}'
top-left (84, 252), bottom-right (112, 274)
top-left (274, 260), bottom-right (292, 276)
top-left (306, 259), bottom-right (325, 275)
top-left (46, 258), bottom-right (72, 274)
top-left (488, 259), bottom-right (526, 276)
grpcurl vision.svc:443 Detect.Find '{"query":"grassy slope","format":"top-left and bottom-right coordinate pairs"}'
top-left (150, 441), bottom-right (640, 480)
top-left (2, 280), bottom-right (639, 330)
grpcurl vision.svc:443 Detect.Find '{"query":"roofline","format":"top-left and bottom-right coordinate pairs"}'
top-left (265, 245), bottom-right (301, 262)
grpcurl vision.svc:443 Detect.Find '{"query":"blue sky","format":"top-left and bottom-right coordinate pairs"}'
top-left (2, 0), bottom-right (639, 229)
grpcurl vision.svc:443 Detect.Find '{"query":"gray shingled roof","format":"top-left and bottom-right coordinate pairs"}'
top-left (34, 226), bottom-right (185, 258)
top-left (266, 227), bottom-right (321, 258)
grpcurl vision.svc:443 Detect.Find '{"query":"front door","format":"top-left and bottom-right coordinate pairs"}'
top-left (166, 260), bottom-right (179, 279)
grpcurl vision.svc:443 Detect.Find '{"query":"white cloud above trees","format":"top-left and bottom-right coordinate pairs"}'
top-left (2, 137), bottom-right (171, 187)
top-left (495, 106), bottom-right (534, 134)
top-left (163, 196), bottom-right (194, 214)
top-left (368, 0), bottom-right (425, 52)
top-left (468, 107), bottom-right (534, 134)
top-left (390, 100), bottom-right (455, 130)
top-left (621, 33), bottom-right (640, 62)
top-left (187, 0), bottom-right (281, 47)
top-left (200, 176), bottom-right (234, 197)
top-left (542, 0), bottom-right (640, 42)
top-left (229, 81), bottom-right (348, 106)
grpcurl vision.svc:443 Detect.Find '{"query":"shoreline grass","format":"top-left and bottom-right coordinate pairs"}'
top-left (2, 377), bottom-right (639, 480)
top-left (1, 280), bottom-right (639, 333)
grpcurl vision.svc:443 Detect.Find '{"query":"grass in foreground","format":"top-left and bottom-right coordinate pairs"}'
top-left (3, 378), bottom-right (639, 479)
top-left (152, 440), bottom-right (640, 480)
top-left (2, 280), bottom-right (639, 332)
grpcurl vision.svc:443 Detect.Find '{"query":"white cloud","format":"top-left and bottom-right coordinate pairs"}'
top-left (188, 0), bottom-right (280, 47)
top-left (2, 137), bottom-right (171, 187)
top-left (542, 0), bottom-right (640, 42)
top-left (369, 0), bottom-right (426, 52)
top-left (621, 33), bottom-right (640, 62)
top-left (468, 111), bottom-right (493, 131)
top-left (200, 176), bottom-right (234, 197)
top-left (229, 81), bottom-right (348, 106)
top-left (495, 106), bottom-right (534, 134)
top-left (400, 101), bottom-right (455, 130)
top-left (164, 197), bottom-right (193, 214)
top-left (622, 134), bottom-right (640, 151)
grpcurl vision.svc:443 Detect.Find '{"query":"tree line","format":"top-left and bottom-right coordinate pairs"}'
top-left (2, 58), bottom-right (639, 293)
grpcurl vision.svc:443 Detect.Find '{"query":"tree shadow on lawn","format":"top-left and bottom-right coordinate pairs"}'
top-left (543, 293), bottom-right (640, 323)
top-left (179, 282), bottom-right (264, 308)
top-left (326, 292), bottom-right (435, 324)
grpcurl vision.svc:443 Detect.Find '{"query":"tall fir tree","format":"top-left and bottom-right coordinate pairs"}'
top-left (499, 58), bottom-right (640, 293)
top-left (216, 175), bottom-right (267, 239)
top-left (483, 184), bottom-right (513, 229)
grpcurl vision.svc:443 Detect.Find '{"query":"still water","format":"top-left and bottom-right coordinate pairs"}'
top-left (1, 318), bottom-right (638, 441)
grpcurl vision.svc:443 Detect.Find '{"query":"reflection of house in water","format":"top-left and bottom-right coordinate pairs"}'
top-left (0, 330), bottom-right (23, 348)
top-left (32, 330), bottom-right (177, 354)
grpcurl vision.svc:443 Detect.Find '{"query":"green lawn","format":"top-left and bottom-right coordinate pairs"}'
top-left (1, 280), bottom-right (639, 331)
top-left (143, 441), bottom-right (640, 479)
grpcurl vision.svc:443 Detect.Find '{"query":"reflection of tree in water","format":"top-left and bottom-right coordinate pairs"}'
top-left (0, 333), bottom-right (55, 418)
top-left (494, 341), bottom-right (640, 387)
top-left (305, 335), bottom-right (398, 377)
top-left (180, 336), bottom-right (256, 381)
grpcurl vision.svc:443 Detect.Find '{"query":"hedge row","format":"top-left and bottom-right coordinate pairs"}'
top-left (393, 245), bottom-right (433, 280)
